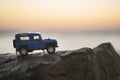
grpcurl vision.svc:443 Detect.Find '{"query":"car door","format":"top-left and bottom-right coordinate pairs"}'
top-left (32, 35), bottom-right (43, 50)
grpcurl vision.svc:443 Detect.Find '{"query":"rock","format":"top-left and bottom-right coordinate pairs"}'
top-left (0, 42), bottom-right (120, 80)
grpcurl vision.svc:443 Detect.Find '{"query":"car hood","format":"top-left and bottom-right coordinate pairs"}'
top-left (43, 38), bottom-right (57, 42)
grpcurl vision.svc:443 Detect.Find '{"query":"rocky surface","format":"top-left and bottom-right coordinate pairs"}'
top-left (0, 43), bottom-right (120, 80)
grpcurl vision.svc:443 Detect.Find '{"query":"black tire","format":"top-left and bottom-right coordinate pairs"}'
top-left (13, 40), bottom-right (16, 48)
top-left (19, 47), bottom-right (28, 56)
top-left (46, 45), bottom-right (55, 54)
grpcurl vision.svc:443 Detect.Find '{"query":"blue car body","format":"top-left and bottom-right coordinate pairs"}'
top-left (13, 33), bottom-right (58, 52)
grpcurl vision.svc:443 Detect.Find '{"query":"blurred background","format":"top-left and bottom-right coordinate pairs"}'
top-left (0, 0), bottom-right (120, 54)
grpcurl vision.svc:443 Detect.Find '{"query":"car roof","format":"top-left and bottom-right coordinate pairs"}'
top-left (16, 32), bottom-right (40, 36)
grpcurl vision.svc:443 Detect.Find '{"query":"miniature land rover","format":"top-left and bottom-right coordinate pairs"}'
top-left (13, 32), bottom-right (58, 56)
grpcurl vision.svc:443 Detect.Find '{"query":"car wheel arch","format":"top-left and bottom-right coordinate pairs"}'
top-left (46, 43), bottom-right (55, 48)
top-left (19, 45), bottom-right (29, 51)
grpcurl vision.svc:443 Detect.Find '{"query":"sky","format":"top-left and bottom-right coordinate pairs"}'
top-left (0, 0), bottom-right (120, 31)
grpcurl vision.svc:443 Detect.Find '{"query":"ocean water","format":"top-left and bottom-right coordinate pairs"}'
top-left (0, 31), bottom-right (120, 54)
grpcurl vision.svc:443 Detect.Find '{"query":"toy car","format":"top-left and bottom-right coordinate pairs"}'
top-left (13, 32), bottom-right (58, 56)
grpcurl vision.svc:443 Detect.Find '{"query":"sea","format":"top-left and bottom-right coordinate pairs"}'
top-left (0, 31), bottom-right (120, 55)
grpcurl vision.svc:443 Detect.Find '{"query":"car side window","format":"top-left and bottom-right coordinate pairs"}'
top-left (19, 36), bottom-right (30, 41)
top-left (33, 36), bottom-right (39, 40)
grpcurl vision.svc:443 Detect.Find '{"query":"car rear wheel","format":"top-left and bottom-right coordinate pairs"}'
top-left (19, 48), bottom-right (28, 56)
top-left (46, 45), bottom-right (55, 54)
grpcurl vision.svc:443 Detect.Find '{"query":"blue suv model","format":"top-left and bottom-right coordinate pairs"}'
top-left (13, 32), bottom-right (58, 56)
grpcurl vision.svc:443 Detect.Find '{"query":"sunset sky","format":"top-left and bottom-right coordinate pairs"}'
top-left (0, 0), bottom-right (120, 31)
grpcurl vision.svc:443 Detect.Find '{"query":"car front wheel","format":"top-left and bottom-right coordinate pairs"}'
top-left (19, 48), bottom-right (28, 56)
top-left (46, 45), bottom-right (55, 54)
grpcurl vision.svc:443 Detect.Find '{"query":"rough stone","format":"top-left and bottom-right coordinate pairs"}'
top-left (0, 43), bottom-right (119, 80)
